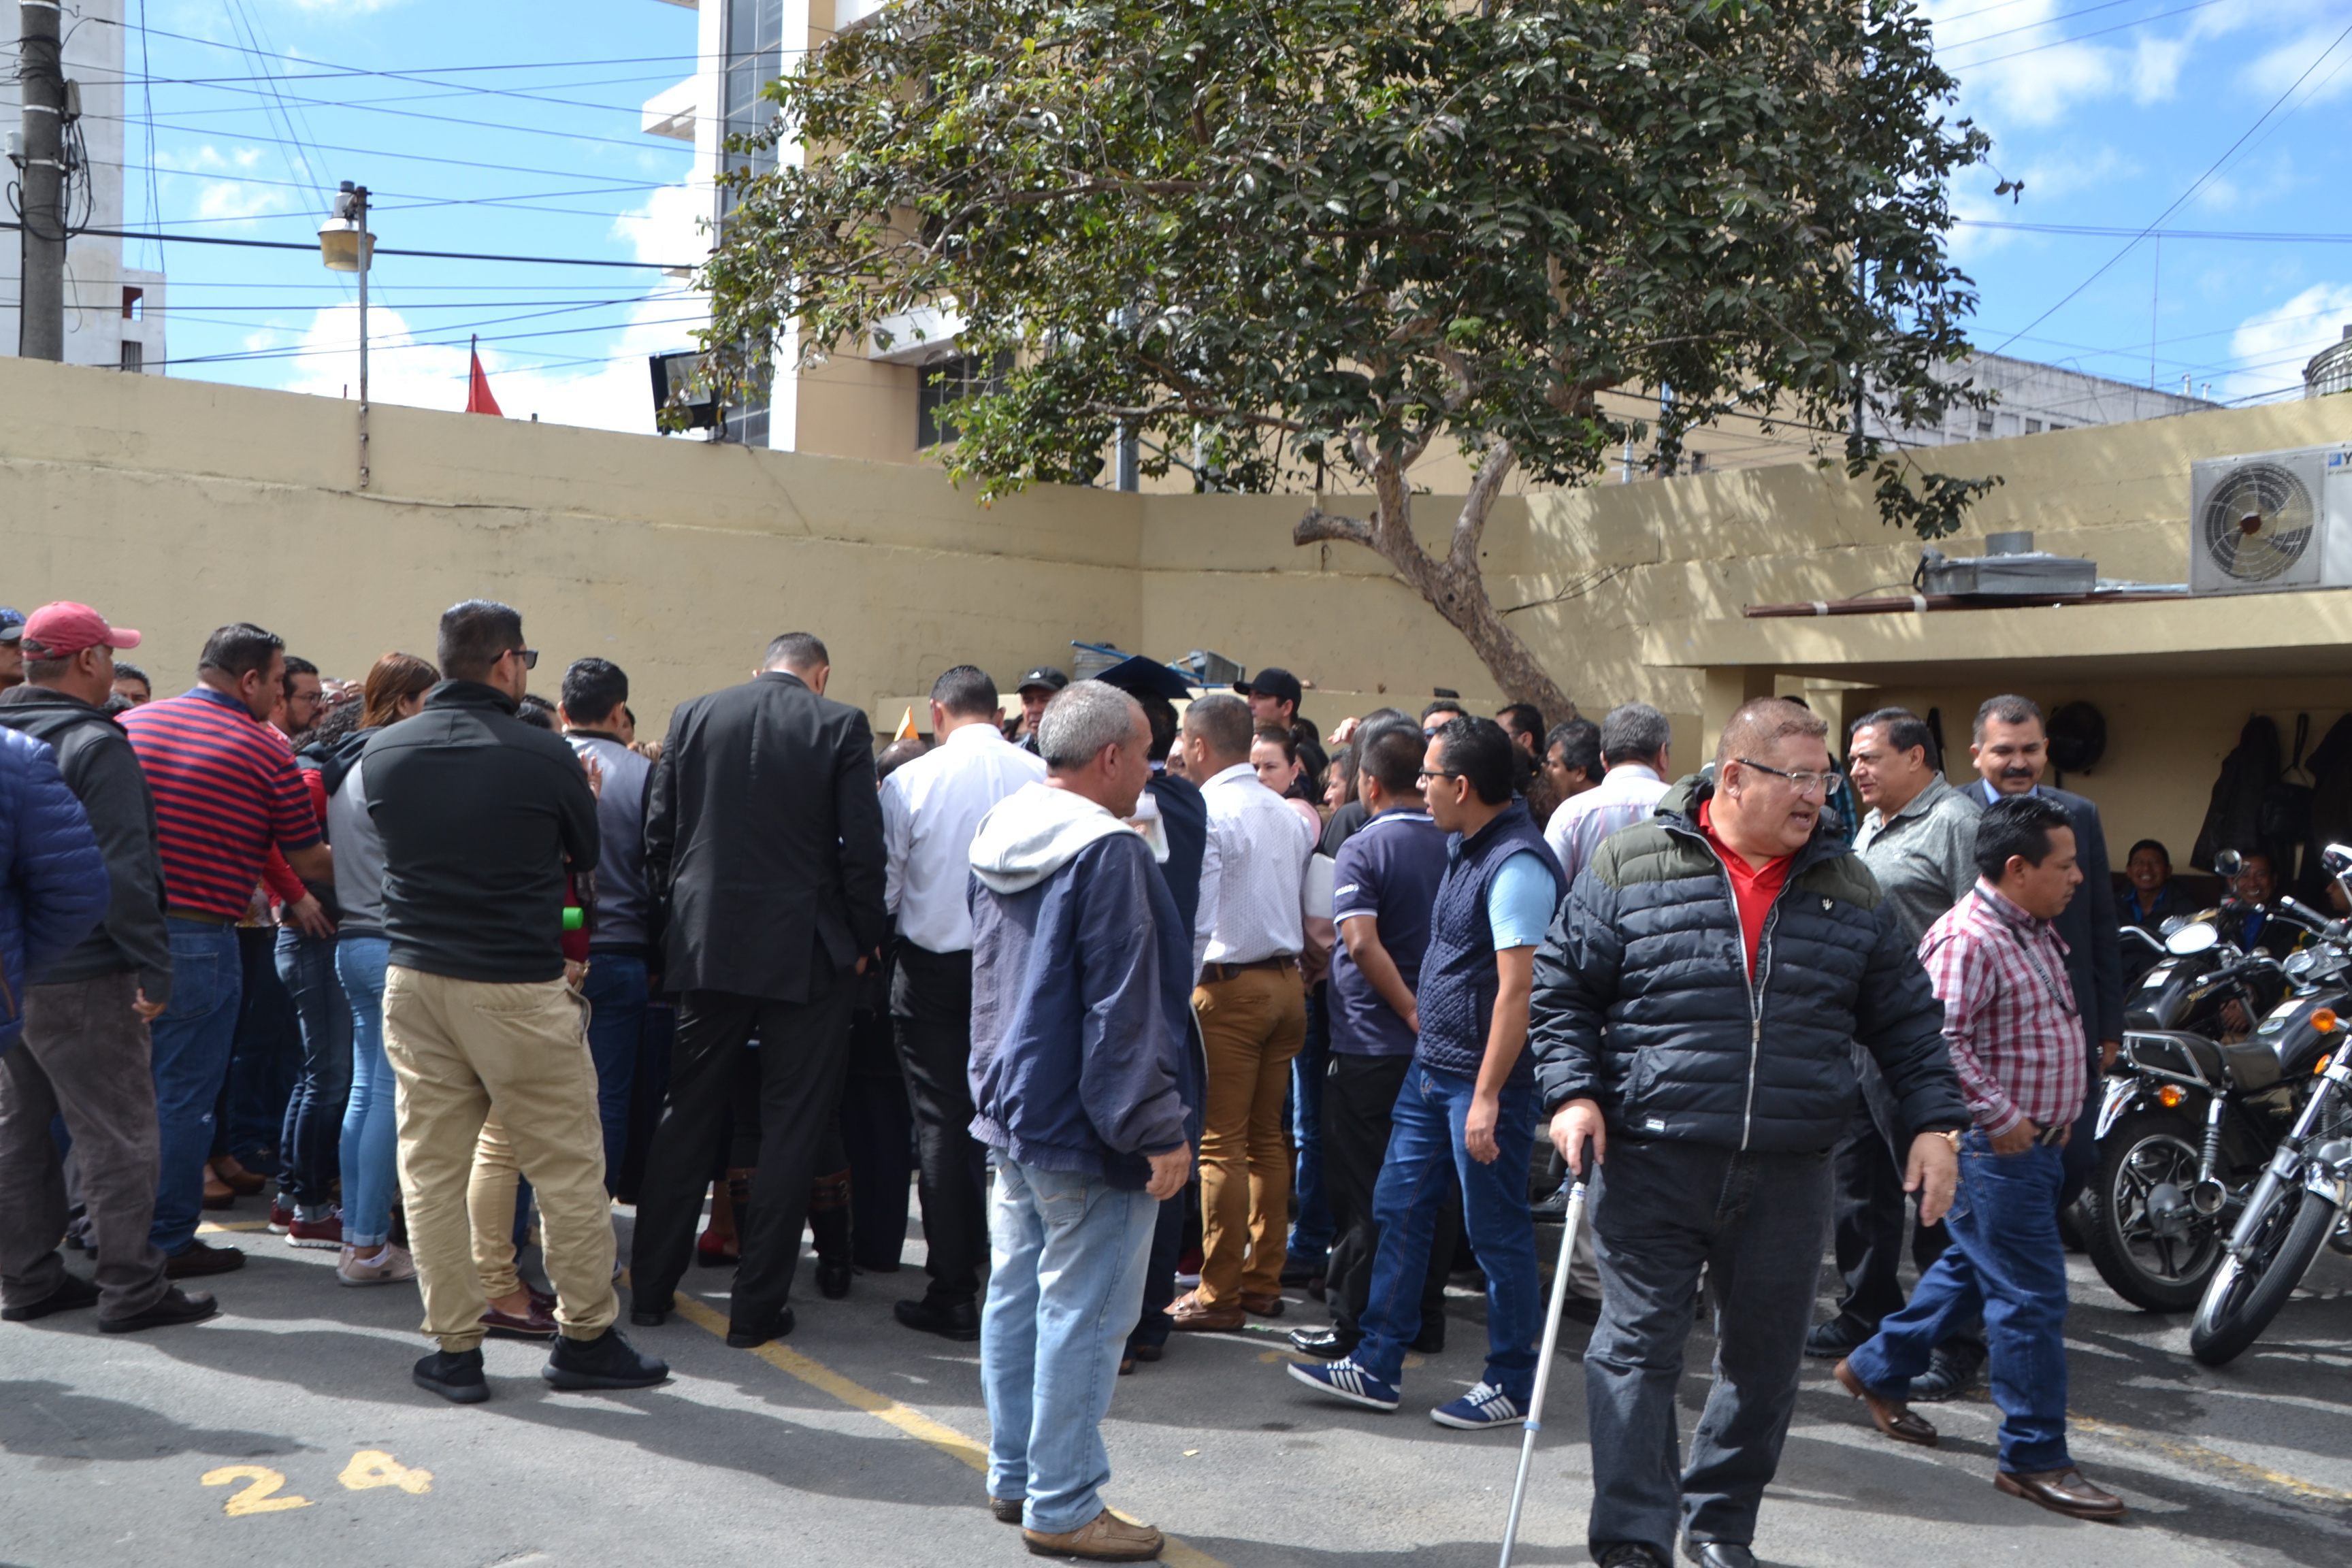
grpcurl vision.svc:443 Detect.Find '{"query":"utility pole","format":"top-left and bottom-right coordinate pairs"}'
top-left (17, 0), bottom-right (67, 361)
top-left (355, 184), bottom-right (370, 489)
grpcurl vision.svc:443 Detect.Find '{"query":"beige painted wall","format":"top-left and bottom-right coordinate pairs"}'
top-left (3, 353), bottom-right (2350, 858)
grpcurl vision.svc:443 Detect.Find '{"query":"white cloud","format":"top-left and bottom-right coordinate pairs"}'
top-left (1947, 146), bottom-right (2137, 262)
top-left (2222, 282), bottom-right (2352, 402)
top-left (193, 181), bottom-right (290, 223)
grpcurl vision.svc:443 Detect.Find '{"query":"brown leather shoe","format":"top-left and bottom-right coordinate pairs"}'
top-left (1021, 1507), bottom-right (1164, 1561)
top-left (482, 1299), bottom-right (558, 1339)
top-left (210, 1156), bottom-right (266, 1196)
top-left (1833, 1358), bottom-right (1937, 1447)
top-left (201, 1171), bottom-right (236, 1210)
top-left (1239, 1290), bottom-right (1286, 1318)
top-left (1996, 1466), bottom-right (2125, 1521)
top-left (1167, 1290), bottom-right (1244, 1331)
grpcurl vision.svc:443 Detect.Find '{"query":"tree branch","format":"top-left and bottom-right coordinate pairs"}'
top-left (1294, 506), bottom-right (1376, 551)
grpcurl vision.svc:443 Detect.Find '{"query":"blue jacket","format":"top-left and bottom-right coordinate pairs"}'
top-left (966, 783), bottom-right (1198, 1188)
top-left (1, 727), bottom-right (112, 1053)
top-left (1417, 800), bottom-right (1562, 1081)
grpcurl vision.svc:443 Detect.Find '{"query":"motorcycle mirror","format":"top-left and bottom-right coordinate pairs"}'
top-left (2325, 844), bottom-right (2352, 878)
top-left (2213, 848), bottom-right (2245, 878)
top-left (2166, 923), bottom-right (2221, 956)
top-left (2159, 915), bottom-right (2189, 936)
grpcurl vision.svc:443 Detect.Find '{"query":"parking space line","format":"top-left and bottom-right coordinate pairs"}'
top-left (2072, 1415), bottom-right (2352, 1504)
top-left (662, 1291), bottom-right (1230, 1568)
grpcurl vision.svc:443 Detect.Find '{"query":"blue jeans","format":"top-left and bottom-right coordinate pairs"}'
top-left (1846, 1132), bottom-right (2073, 1475)
top-left (218, 925), bottom-right (298, 1170)
top-left (335, 938), bottom-right (399, 1248)
top-left (274, 927), bottom-right (352, 1212)
top-left (1356, 1062), bottom-right (1541, 1402)
top-left (981, 1153), bottom-right (1158, 1534)
top-left (149, 919), bottom-right (243, 1254)
top-left (1288, 983), bottom-right (1334, 1262)
top-left (582, 954), bottom-right (649, 1194)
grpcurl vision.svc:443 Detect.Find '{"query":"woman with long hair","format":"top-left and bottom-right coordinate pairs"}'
top-left (325, 652), bottom-right (439, 1286)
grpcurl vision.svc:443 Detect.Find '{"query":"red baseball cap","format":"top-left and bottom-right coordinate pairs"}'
top-left (22, 602), bottom-right (142, 659)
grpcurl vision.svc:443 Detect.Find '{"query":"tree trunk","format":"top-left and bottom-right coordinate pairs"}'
top-left (1294, 440), bottom-right (1578, 728)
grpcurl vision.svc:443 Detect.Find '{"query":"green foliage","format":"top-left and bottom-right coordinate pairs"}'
top-left (693, 0), bottom-right (1994, 535)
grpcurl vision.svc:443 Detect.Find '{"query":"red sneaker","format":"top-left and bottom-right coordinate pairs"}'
top-left (267, 1203), bottom-right (295, 1235)
top-left (287, 1213), bottom-right (344, 1250)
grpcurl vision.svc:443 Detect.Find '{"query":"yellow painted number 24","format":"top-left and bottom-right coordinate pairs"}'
top-left (202, 1451), bottom-right (432, 1517)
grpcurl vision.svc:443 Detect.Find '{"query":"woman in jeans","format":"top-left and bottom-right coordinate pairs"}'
top-left (327, 653), bottom-right (438, 1286)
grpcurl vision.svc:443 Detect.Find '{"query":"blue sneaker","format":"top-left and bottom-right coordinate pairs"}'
top-left (1286, 1355), bottom-right (1400, 1411)
top-left (1430, 1381), bottom-right (1523, 1430)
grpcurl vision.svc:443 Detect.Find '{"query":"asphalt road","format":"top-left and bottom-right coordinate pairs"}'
top-left (3, 1196), bottom-right (2350, 1568)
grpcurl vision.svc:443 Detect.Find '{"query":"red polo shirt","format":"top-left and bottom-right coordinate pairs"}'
top-left (1698, 800), bottom-right (1791, 977)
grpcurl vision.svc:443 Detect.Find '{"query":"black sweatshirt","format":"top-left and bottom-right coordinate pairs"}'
top-left (363, 681), bottom-right (598, 984)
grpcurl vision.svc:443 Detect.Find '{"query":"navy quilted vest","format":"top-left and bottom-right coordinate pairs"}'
top-left (1416, 800), bottom-right (1563, 1080)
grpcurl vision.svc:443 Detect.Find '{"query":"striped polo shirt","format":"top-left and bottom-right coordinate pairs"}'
top-left (120, 687), bottom-right (321, 920)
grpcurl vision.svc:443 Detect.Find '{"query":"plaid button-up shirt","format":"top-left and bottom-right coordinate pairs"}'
top-left (1918, 880), bottom-right (2088, 1136)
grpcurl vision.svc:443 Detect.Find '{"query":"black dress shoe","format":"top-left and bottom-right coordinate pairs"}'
top-left (97, 1286), bottom-right (217, 1333)
top-left (164, 1239), bottom-right (246, 1277)
top-left (894, 1294), bottom-right (981, 1341)
top-left (1595, 1544), bottom-right (1666, 1568)
top-left (1279, 1255), bottom-right (1326, 1287)
top-left (1909, 1343), bottom-right (1985, 1403)
top-left (630, 1308), bottom-right (666, 1328)
top-left (1681, 1541), bottom-right (1755, 1568)
top-left (1287, 1325), bottom-right (1360, 1358)
top-left (816, 1259), bottom-right (853, 1299)
top-left (725, 1307), bottom-right (796, 1348)
top-left (414, 1348), bottom-right (489, 1404)
top-left (1130, 1342), bottom-right (1163, 1363)
top-left (544, 1326), bottom-right (671, 1388)
top-left (1802, 1316), bottom-right (1872, 1360)
top-left (2, 1271), bottom-right (101, 1321)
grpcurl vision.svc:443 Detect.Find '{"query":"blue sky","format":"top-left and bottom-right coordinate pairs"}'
top-left (116, 0), bottom-right (2352, 431)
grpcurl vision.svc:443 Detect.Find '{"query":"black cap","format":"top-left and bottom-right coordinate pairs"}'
top-left (1093, 655), bottom-right (1194, 702)
top-left (1234, 666), bottom-right (1303, 710)
top-left (1016, 666), bottom-right (1069, 695)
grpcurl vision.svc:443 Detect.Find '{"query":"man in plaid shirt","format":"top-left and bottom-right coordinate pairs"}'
top-left (1834, 795), bottom-right (2125, 1522)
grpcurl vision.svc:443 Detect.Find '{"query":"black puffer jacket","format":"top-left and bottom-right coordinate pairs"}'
top-left (1529, 775), bottom-right (1964, 1154)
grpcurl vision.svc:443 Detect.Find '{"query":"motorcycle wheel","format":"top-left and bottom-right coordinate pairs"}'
top-left (2080, 1111), bottom-right (2226, 1313)
top-left (2189, 1181), bottom-right (2336, 1367)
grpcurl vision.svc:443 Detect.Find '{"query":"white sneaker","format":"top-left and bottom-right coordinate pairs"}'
top-left (337, 1243), bottom-right (418, 1287)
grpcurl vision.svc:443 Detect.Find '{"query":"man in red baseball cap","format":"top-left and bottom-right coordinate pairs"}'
top-left (0, 601), bottom-right (216, 1331)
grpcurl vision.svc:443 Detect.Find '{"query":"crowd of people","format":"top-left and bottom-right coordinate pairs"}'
top-left (1, 591), bottom-right (2198, 1561)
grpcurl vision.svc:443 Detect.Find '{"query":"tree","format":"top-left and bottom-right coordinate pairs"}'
top-left (691, 0), bottom-right (1994, 720)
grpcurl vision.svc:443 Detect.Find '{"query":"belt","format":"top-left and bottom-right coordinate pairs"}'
top-left (1200, 956), bottom-right (1298, 983)
top-left (166, 907), bottom-right (235, 926)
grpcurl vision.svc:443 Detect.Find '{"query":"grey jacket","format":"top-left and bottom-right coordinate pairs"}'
top-left (327, 754), bottom-right (389, 943)
top-left (0, 685), bottom-right (172, 1004)
top-left (1854, 773), bottom-right (1978, 945)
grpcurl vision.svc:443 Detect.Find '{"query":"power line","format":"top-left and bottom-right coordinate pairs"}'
top-left (1938, 0), bottom-right (2160, 54)
top-left (1943, 0), bottom-right (2234, 70)
top-left (1984, 18), bottom-right (2352, 358)
top-left (0, 220), bottom-right (697, 270)
top-left (152, 312), bottom-right (708, 370)
top-left (1957, 218), bottom-right (2352, 244)
top-left (79, 113), bottom-right (690, 186)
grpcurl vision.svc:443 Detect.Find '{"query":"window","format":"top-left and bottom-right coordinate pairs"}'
top-left (1976, 410), bottom-right (1994, 434)
top-left (2025, 418), bottom-right (2042, 434)
top-left (917, 354), bottom-right (1006, 448)
top-left (120, 340), bottom-right (143, 373)
top-left (121, 287), bottom-right (144, 321)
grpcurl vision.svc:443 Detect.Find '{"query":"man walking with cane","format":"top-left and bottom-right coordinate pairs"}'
top-left (1528, 698), bottom-right (1965, 1568)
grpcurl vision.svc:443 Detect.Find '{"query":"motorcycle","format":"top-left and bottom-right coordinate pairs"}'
top-left (2188, 850), bottom-right (2352, 1364)
top-left (2078, 850), bottom-right (2323, 1314)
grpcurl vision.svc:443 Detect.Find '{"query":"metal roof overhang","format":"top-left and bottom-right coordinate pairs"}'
top-left (1639, 585), bottom-right (2352, 687)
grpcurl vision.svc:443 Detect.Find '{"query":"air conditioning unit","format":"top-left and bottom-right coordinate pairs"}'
top-left (2188, 444), bottom-right (2352, 594)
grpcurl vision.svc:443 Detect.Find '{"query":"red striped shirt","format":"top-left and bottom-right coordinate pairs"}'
top-left (120, 687), bottom-right (322, 920)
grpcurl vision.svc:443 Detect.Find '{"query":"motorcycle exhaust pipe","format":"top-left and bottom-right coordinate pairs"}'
top-left (2188, 1178), bottom-right (2230, 1217)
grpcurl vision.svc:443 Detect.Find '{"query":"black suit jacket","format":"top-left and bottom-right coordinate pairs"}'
top-left (1963, 779), bottom-right (2124, 1049)
top-left (645, 670), bottom-right (888, 1002)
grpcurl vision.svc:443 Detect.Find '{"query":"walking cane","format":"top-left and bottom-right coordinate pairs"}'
top-left (1498, 1166), bottom-right (1590, 1568)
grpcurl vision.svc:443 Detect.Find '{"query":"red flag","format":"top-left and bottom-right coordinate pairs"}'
top-left (464, 335), bottom-right (502, 416)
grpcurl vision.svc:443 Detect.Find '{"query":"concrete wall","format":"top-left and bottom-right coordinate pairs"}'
top-left (3, 353), bottom-right (2351, 862)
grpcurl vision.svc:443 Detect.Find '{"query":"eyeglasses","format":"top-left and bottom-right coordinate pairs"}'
top-left (1416, 768), bottom-right (1462, 784)
top-left (504, 647), bottom-right (540, 670)
top-left (1735, 757), bottom-right (1845, 798)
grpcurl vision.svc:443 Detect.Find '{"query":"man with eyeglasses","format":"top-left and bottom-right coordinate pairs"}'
top-left (1526, 697), bottom-right (1966, 1568)
top-left (365, 599), bottom-right (668, 1403)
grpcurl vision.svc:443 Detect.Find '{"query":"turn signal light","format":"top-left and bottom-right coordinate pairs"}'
top-left (2314, 1009), bottom-right (2339, 1033)
top-left (2157, 1085), bottom-right (2185, 1108)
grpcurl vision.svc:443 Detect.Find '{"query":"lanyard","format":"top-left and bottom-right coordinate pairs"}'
top-left (1972, 887), bottom-right (2078, 1019)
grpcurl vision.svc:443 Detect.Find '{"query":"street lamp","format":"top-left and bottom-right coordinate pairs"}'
top-left (318, 180), bottom-right (373, 487)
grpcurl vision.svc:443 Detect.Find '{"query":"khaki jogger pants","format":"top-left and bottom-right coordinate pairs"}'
top-left (382, 965), bottom-right (615, 1351)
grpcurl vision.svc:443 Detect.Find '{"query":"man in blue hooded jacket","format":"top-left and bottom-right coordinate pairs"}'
top-left (966, 679), bottom-right (1196, 1564)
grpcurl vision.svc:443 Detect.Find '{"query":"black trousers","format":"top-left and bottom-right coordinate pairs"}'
top-left (1827, 1110), bottom-right (1980, 1354)
top-left (893, 943), bottom-right (985, 1303)
top-left (842, 990), bottom-right (915, 1270)
top-left (1323, 1051), bottom-right (1454, 1335)
top-left (630, 972), bottom-right (854, 1328)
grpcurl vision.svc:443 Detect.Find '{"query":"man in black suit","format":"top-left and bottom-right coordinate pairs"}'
top-left (1965, 695), bottom-right (2123, 1207)
top-left (630, 632), bottom-right (889, 1347)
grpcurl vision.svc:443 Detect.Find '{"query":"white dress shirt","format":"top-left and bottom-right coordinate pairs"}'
top-left (1195, 762), bottom-right (1316, 974)
top-left (1544, 761), bottom-right (1670, 888)
top-left (882, 719), bottom-right (1047, 953)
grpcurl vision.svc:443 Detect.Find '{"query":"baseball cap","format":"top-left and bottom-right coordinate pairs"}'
top-left (1092, 654), bottom-right (1194, 702)
top-left (1017, 666), bottom-right (1069, 694)
top-left (1234, 666), bottom-right (1303, 709)
top-left (21, 602), bottom-right (142, 659)
top-left (0, 607), bottom-right (23, 644)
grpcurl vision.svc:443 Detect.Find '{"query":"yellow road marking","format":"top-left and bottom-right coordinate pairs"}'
top-left (196, 1220), bottom-right (271, 1233)
top-left (2072, 1415), bottom-right (2352, 1504)
top-left (659, 1288), bottom-right (1229, 1567)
